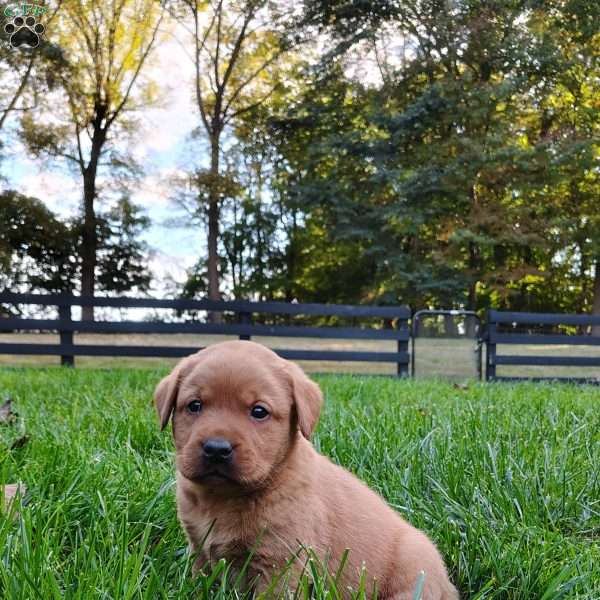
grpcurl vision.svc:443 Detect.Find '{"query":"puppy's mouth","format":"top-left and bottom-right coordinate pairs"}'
top-left (184, 465), bottom-right (239, 485)
top-left (198, 469), bottom-right (237, 483)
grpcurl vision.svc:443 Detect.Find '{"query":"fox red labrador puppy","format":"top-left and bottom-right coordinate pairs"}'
top-left (155, 340), bottom-right (458, 599)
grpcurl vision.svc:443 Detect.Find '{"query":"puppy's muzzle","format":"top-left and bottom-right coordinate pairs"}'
top-left (202, 438), bottom-right (233, 463)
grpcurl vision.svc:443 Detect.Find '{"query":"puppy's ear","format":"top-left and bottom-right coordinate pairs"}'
top-left (285, 361), bottom-right (323, 439)
top-left (154, 362), bottom-right (185, 431)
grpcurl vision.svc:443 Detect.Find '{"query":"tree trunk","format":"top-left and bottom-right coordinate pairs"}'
top-left (592, 259), bottom-right (600, 336)
top-left (284, 210), bottom-right (298, 304)
top-left (465, 179), bottom-right (481, 337)
top-left (207, 134), bottom-right (222, 323)
top-left (81, 168), bottom-right (97, 321)
top-left (467, 241), bottom-right (478, 309)
top-left (80, 127), bottom-right (104, 321)
top-left (207, 200), bottom-right (220, 300)
top-left (254, 172), bottom-right (265, 299)
top-left (466, 241), bottom-right (479, 337)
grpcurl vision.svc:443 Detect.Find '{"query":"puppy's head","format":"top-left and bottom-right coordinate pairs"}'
top-left (154, 341), bottom-right (322, 491)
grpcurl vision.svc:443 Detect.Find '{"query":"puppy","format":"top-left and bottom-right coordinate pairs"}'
top-left (155, 340), bottom-right (458, 599)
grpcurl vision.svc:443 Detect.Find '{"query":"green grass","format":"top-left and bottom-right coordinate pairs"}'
top-left (0, 368), bottom-right (599, 599)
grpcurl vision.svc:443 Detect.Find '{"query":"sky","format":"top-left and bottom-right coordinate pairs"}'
top-left (2, 19), bottom-right (203, 295)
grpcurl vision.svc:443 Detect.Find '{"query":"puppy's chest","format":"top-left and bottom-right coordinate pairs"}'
top-left (182, 502), bottom-right (259, 552)
top-left (181, 502), bottom-right (289, 568)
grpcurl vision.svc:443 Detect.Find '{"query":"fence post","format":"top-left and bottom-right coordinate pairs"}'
top-left (238, 310), bottom-right (252, 341)
top-left (396, 314), bottom-right (409, 377)
top-left (58, 303), bottom-right (74, 367)
top-left (485, 314), bottom-right (496, 381)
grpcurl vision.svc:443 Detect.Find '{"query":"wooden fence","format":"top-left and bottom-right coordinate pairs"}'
top-left (0, 292), bottom-right (411, 375)
top-left (2, 293), bottom-right (600, 383)
top-left (486, 310), bottom-right (600, 383)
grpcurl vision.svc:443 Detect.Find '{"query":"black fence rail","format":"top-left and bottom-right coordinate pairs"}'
top-left (0, 293), bottom-right (411, 375)
top-left (486, 310), bottom-right (600, 383)
top-left (3, 293), bottom-right (600, 383)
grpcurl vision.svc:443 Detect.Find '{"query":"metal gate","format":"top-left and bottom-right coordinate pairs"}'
top-left (411, 310), bottom-right (483, 380)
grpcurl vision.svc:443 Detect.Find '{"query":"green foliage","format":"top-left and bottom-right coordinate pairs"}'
top-left (1, 369), bottom-right (599, 597)
top-left (268, 0), bottom-right (600, 312)
top-left (96, 197), bottom-right (152, 294)
top-left (0, 191), bottom-right (151, 297)
top-left (0, 191), bottom-right (78, 294)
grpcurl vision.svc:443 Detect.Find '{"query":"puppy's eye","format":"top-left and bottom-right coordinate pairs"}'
top-left (250, 405), bottom-right (270, 420)
top-left (187, 400), bottom-right (203, 414)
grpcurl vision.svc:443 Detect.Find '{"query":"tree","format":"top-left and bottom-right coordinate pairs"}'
top-left (524, 2), bottom-right (600, 327)
top-left (20, 0), bottom-right (163, 319)
top-left (269, 70), bottom-right (386, 304)
top-left (0, 190), bottom-right (78, 294)
top-left (96, 196), bottom-right (152, 294)
top-left (219, 135), bottom-right (287, 300)
top-left (275, 0), bottom-right (600, 314)
top-left (168, 0), bottom-right (298, 312)
top-left (0, 191), bottom-right (152, 300)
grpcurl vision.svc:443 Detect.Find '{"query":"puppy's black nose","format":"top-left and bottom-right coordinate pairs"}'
top-left (202, 438), bottom-right (233, 462)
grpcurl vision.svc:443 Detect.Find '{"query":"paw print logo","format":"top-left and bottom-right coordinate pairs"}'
top-left (4, 15), bottom-right (45, 48)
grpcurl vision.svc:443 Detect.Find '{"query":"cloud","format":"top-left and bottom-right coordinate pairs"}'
top-left (149, 249), bottom-right (193, 280)
top-left (5, 161), bottom-right (80, 218)
top-left (134, 23), bottom-right (198, 159)
top-left (133, 168), bottom-right (204, 275)
top-left (131, 168), bottom-right (187, 207)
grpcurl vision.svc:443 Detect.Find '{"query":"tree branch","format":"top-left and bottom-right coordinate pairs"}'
top-left (0, 56), bottom-right (35, 131)
top-left (106, 7), bottom-right (165, 129)
top-left (214, 0), bottom-right (224, 89)
top-left (222, 47), bottom-right (285, 117)
top-left (218, 5), bottom-right (256, 95)
top-left (191, 1), bottom-right (215, 135)
top-left (224, 84), bottom-right (279, 123)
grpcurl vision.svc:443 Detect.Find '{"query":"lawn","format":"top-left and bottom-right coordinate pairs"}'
top-left (0, 368), bottom-right (598, 599)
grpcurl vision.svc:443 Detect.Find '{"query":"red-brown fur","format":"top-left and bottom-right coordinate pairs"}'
top-left (154, 340), bottom-right (458, 599)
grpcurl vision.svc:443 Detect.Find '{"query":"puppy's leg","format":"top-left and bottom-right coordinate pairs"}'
top-left (251, 560), bottom-right (305, 599)
top-left (386, 576), bottom-right (458, 600)
top-left (388, 584), bottom-right (458, 600)
top-left (384, 530), bottom-right (459, 600)
top-left (387, 575), bottom-right (459, 600)
top-left (188, 542), bottom-right (209, 577)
